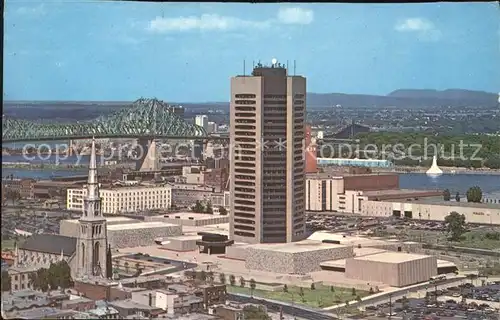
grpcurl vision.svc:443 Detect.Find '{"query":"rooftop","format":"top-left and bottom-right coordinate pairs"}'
top-left (163, 212), bottom-right (227, 221)
top-left (247, 239), bottom-right (348, 253)
top-left (308, 231), bottom-right (394, 246)
top-left (107, 221), bottom-right (178, 231)
top-left (361, 189), bottom-right (443, 197)
top-left (352, 252), bottom-right (433, 263)
top-left (65, 216), bottom-right (140, 224)
top-left (19, 234), bottom-right (76, 256)
top-left (109, 299), bottom-right (160, 310)
top-left (389, 199), bottom-right (500, 209)
top-left (306, 172), bottom-right (397, 179)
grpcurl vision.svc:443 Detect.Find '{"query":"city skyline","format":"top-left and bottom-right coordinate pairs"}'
top-left (4, 1), bottom-right (499, 102)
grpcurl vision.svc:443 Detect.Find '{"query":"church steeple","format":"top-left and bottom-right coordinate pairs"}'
top-left (76, 137), bottom-right (108, 279)
top-left (81, 138), bottom-right (102, 220)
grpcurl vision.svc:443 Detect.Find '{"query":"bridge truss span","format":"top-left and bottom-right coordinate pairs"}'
top-left (2, 98), bottom-right (208, 142)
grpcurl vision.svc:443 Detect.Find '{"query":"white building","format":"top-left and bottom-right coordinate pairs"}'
top-left (207, 121), bottom-right (218, 133)
top-left (305, 175), bottom-right (345, 211)
top-left (195, 115), bottom-right (208, 131)
top-left (67, 185), bottom-right (172, 214)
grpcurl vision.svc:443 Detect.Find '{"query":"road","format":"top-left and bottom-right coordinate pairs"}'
top-left (228, 293), bottom-right (337, 320)
top-left (324, 276), bottom-right (468, 311)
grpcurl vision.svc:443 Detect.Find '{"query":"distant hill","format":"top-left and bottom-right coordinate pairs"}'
top-left (307, 89), bottom-right (498, 108)
top-left (3, 89), bottom-right (497, 121)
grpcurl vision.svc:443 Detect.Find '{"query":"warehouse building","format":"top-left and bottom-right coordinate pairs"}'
top-left (361, 199), bottom-right (500, 225)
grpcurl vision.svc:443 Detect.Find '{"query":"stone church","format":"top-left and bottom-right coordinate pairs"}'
top-left (9, 138), bottom-right (109, 290)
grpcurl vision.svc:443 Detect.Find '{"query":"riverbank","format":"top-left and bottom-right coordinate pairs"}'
top-left (2, 163), bottom-right (87, 170)
top-left (371, 166), bottom-right (500, 175)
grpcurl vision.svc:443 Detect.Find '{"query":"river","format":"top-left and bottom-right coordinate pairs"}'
top-left (1, 167), bottom-right (499, 195)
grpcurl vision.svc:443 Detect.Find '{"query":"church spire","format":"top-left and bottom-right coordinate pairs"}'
top-left (81, 137), bottom-right (102, 220)
top-left (87, 137), bottom-right (99, 200)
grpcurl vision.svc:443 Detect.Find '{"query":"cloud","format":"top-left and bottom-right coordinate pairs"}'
top-left (277, 7), bottom-right (314, 25)
top-left (395, 17), bottom-right (442, 42)
top-left (15, 4), bottom-right (46, 16)
top-left (147, 7), bottom-right (313, 34)
top-left (148, 14), bottom-right (270, 33)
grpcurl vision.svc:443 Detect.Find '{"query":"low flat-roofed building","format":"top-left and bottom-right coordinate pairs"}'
top-left (361, 198), bottom-right (500, 225)
top-left (307, 231), bottom-right (422, 252)
top-left (60, 216), bottom-right (141, 237)
top-left (158, 235), bottom-right (202, 252)
top-left (108, 299), bottom-right (164, 318)
top-left (345, 252), bottom-right (437, 287)
top-left (245, 240), bottom-right (354, 274)
top-left (60, 218), bottom-right (182, 248)
top-left (107, 222), bottom-right (182, 248)
top-left (155, 212), bottom-right (230, 227)
top-left (5, 307), bottom-right (86, 320)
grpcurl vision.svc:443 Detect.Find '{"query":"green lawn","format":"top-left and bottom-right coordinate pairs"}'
top-left (227, 284), bottom-right (368, 308)
top-left (453, 230), bottom-right (500, 250)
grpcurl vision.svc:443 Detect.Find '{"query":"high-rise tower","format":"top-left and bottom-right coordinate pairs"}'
top-left (229, 61), bottom-right (306, 244)
top-left (76, 138), bottom-right (108, 278)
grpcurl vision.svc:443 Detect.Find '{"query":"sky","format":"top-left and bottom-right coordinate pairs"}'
top-left (4, 1), bottom-right (500, 102)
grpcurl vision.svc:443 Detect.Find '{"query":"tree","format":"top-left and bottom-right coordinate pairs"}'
top-left (466, 186), bottom-right (483, 203)
top-left (242, 305), bottom-right (271, 320)
top-left (283, 284), bottom-right (288, 293)
top-left (445, 211), bottom-right (467, 241)
top-left (443, 189), bottom-right (451, 201)
top-left (30, 268), bottom-right (50, 292)
top-left (218, 272), bottom-right (226, 285)
top-left (205, 201), bottom-right (213, 214)
top-left (185, 270), bottom-right (196, 280)
top-left (299, 287), bottom-right (305, 302)
top-left (218, 206), bottom-right (228, 215)
top-left (249, 278), bottom-right (256, 297)
top-left (455, 192), bottom-right (461, 202)
top-left (310, 283), bottom-right (316, 290)
top-left (198, 270), bottom-right (207, 282)
top-left (1, 270), bottom-right (11, 292)
top-left (192, 201), bottom-right (205, 213)
top-left (229, 274), bottom-right (236, 286)
top-left (239, 276), bottom-right (245, 288)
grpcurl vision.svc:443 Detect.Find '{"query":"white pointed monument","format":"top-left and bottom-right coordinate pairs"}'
top-left (426, 155), bottom-right (443, 176)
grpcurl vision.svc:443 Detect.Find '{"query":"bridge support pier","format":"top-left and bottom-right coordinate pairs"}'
top-left (136, 138), bottom-right (159, 172)
top-left (68, 140), bottom-right (74, 156)
top-left (193, 139), bottom-right (204, 161)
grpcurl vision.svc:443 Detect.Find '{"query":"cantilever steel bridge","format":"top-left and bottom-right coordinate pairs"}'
top-left (1, 98), bottom-right (228, 143)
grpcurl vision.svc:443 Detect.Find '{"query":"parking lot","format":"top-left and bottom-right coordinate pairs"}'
top-left (360, 282), bottom-right (500, 320)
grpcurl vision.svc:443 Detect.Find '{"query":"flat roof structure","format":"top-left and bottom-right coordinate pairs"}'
top-left (351, 252), bottom-right (432, 263)
top-left (308, 231), bottom-right (392, 246)
top-left (362, 189), bottom-right (443, 200)
top-left (162, 212), bottom-right (224, 220)
top-left (392, 199), bottom-right (500, 209)
top-left (107, 222), bottom-right (178, 231)
top-left (246, 240), bottom-right (350, 253)
top-left (64, 216), bottom-right (140, 225)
